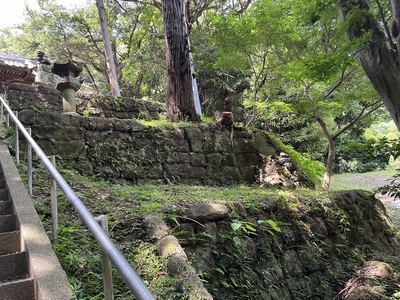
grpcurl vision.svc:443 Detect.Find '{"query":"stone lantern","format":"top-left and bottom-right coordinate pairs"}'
top-left (35, 51), bottom-right (84, 113)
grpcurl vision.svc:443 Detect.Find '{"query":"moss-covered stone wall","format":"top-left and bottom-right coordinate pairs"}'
top-left (13, 110), bottom-right (312, 187)
top-left (6, 84), bottom-right (314, 187)
top-left (148, 190), bottom-right (400, 299)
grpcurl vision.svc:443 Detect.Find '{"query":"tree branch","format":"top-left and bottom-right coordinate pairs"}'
top-left (333, 100), bottom-right (383, 139)
top-left (121, 0), bottom-right (162, 11)
top-left (323, 66), bottom-right (358, 100)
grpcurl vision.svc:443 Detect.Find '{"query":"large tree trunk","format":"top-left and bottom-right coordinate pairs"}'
top-left (96, 0), bottom-right (121, 97)
top-left (162, 0), bottom-right (200, 122)
top-left (337, 0), bottom-right (400, 130)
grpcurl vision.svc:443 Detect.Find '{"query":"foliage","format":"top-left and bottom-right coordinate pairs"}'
top-left (230, 219), bottom-right (282, 246)
top-left (334, 137), bottom-right (392, 173)
top-left (0, 0), bottom-right (166, 99)
top-left (365, 120), bottom-right (400, 141)
top-left (198, 0), bottom-right (384, 189)
top-left (377, 172), bottom-right (400, 201)
top-left (375, 138), bottom-right (400, 200)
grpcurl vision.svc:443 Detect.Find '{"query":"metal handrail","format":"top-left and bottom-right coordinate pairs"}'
top-left (0, 96), bottom-right (155, 300)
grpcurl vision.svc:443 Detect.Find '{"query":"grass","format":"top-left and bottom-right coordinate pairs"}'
top-left (136, 115), bottom-right (214, 127)
top-left (22, 161), bottom-right (327, 299)
top-left (19, 164), bottom-right (184, 299)
top-left (330, 165), bottom-right (398, 191)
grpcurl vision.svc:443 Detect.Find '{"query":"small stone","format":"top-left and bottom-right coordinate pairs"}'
top-left (143, 213), bottom-right (169, 240)
top-left (358, 261), bottom-right (392, 279)
top-left (185, 203), bottom-right (229, 221)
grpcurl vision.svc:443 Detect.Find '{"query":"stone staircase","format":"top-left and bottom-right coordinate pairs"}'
top-left (0, 140), bottom-right (76, 300)
top-left (0, 165), bottom-right (35, 299)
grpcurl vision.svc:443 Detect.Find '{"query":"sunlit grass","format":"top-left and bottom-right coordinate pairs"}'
top-left (137, 115), bottom-right (214, 127)
top-left (330, 165), bottom-right (398, 191)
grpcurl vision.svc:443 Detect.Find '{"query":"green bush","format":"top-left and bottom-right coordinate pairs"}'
top-left (334, 138), bottom-right (392, 174)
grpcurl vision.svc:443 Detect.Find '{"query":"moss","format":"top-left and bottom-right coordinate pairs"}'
top-left (265, 131), bottom-right (325, 186)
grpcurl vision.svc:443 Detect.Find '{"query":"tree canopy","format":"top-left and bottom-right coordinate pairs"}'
top-left (0, 0), bottom-right (397, 187)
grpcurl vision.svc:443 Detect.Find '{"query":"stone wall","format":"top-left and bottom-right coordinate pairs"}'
top-left (76, 91), bottom-right (165, 120)
top-left (13, 110), bottom-right (311, 187)
top-left (6, 83), bottom-right (63, 112)
top-left (6, 83), bottom-right (164, 120)
top-left (6, 83), bottom-right (314, 187)
top-left (147, 190), bottom-right (400, 299)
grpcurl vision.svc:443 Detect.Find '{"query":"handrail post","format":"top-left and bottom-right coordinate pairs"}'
top-left (6, 113), bottom-right (9, 128)
top-left (15, 111), bottom-right (19, 165)
top-left (50, 155), bottom-right (58, 244)
top-left (27, 127), bottom-right (33, 197)
top-left (0, 102), bottom-right (3, 121)
top-left (95, 215), bottom-right (114, 300)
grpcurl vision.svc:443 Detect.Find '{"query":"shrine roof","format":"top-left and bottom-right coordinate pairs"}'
top-left (0, 53), bottom-right (37, 70)
top-left (0, 54), bottom-right (37, 93)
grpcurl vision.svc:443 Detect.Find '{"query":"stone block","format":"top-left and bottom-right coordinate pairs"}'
top-left (185, 203), bottom-right (229, 221)
top-left (184, 127), bottom-right (203, 140)
top-left (215, 134), bottom-right (232, 152)
top-left (0, 278), bottom-right (35, 300)
top-left (233, 138), bottom-right (257, 154)
top-left (189, 139), bottom-right (203, 152)
top-left (206, 153), bottom-right (223, 166)
top-left (0, 230), bottom-right (20, 255)
top-left (0, 251), bottom-right (29, 281)
top-left (253, 132), bottom-right (278, 156)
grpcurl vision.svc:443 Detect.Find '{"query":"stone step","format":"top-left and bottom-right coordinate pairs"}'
top-left (0, 200), bottom-right (13, 215)
top-left (0, 277), bottom-right (35, 300)
top-left (0, 230), bottom-right (20, 255)
top-left (0, 179), bottom-right (7, 190)
top-left (0, 189), bottom-right (9, 202)
top-left (0, 251), bottom-right (29, 282)
top-left (0, 214), bottom-right (18, 233)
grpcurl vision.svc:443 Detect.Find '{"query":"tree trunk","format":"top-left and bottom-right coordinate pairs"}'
top-left (337, 0), bottom-right (400, 130)
top-left (323, 136), bottom-right (336, 190)
top-left (162, 0), bottom-right (200, 122)
top-left (96, 0), bottom-right (121, 97)
top-left (314, 113), bottom-right (335, 190)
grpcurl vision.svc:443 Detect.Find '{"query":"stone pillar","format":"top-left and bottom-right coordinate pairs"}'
top-left (62, 87), bottom-right (76, 112)
top-left (57, 78), bottom-right (82, 113)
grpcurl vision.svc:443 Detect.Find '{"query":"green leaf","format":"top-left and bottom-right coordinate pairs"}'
top-left (244, 223), bottom-right (257, 232)
top-left (232, 236), bottom-right (241, 245)
top-left (231, 222), bottom-right (242, 231)
top-left (215, 268), bottom-right (225, 275)
top-left (267, 220), bottom-right (281, 232)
